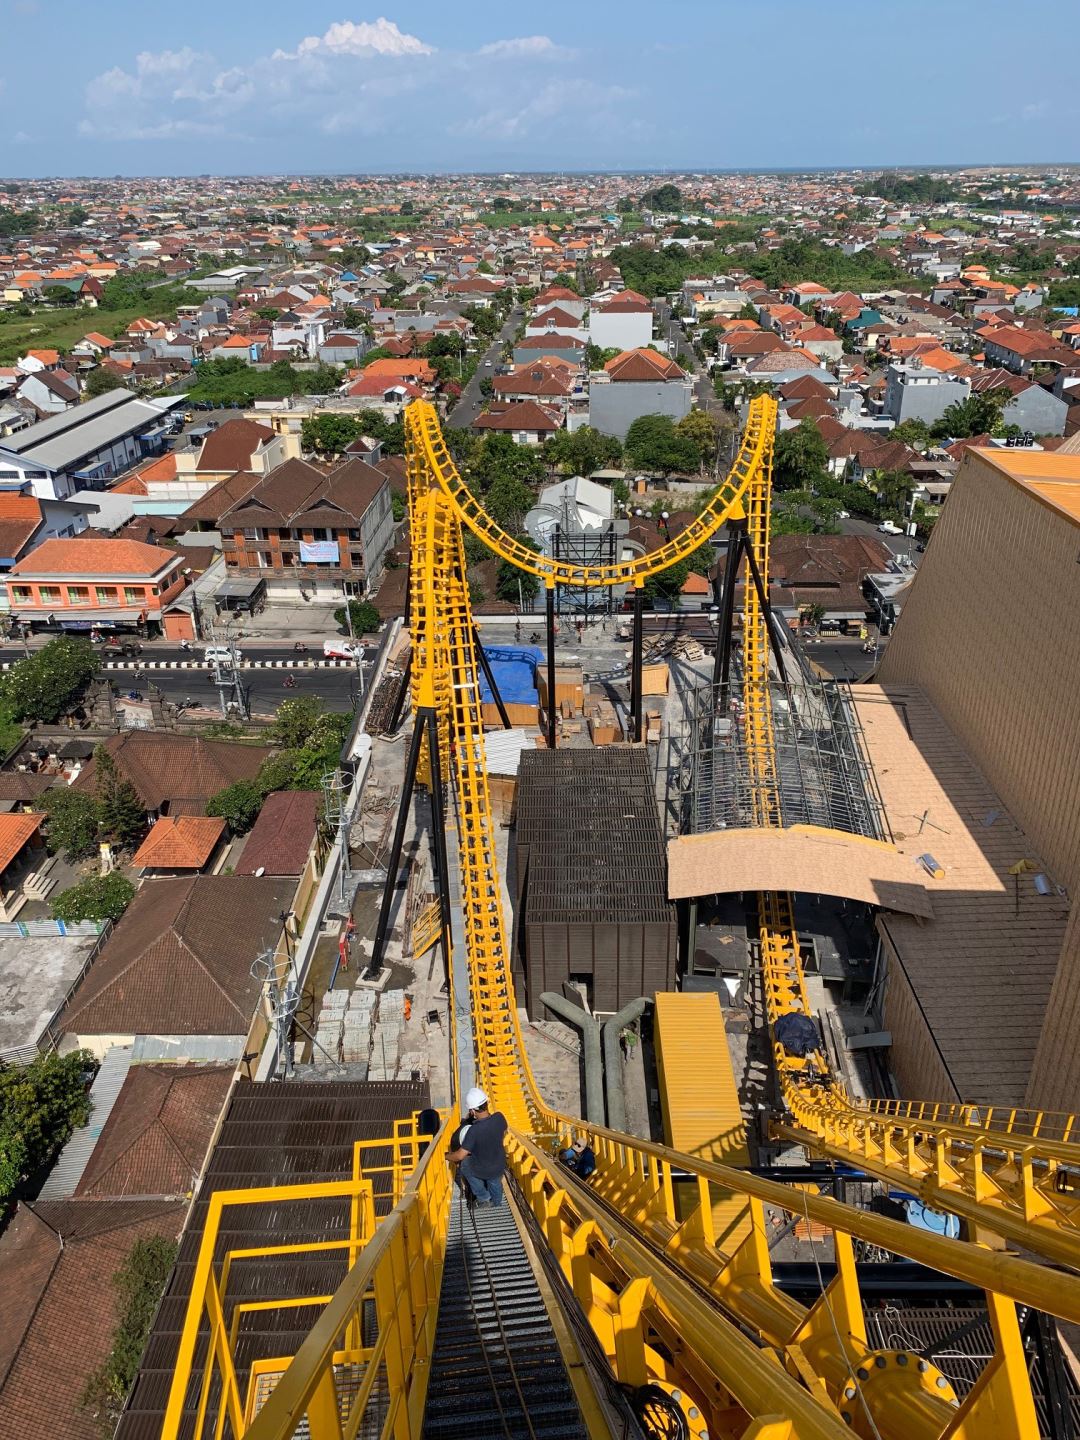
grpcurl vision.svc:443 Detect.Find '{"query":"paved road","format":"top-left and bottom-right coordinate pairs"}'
top-left (111, 664), bottom-right (364, 717)
top-left (448, 306), bottom-right (523, 428)
top-left (796, 634), bottom-right (887, 681)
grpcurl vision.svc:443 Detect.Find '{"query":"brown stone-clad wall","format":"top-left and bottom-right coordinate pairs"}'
top-left (878, 451), bottom-right (1080, 1111)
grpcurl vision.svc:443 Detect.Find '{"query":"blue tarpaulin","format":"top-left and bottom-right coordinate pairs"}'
top-left (477, 645), bottom-right (543, 705)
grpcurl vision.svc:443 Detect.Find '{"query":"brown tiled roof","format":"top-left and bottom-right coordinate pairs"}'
top-left (604, 348), bottom-right (686, 382)
top-left (75, 1064), bottom-right (233, 1198)
top-left (220, 456), bottom-right (387, 531)
top-left (235, 791), bottom-right (319, 876)
top-left (58, 875), bottom-right (296, 1037)
top-left (0, 1198), bottom-right (185, 1440)
top-left (376, 455), bottom-right (408, 495)
top-left (180, 469), bottom-right (260, 525)
top-left (473, 400), bottom-right (561, 432)
top-left (0, 771), bottom-right (51, 802)
top-left (195, 418), bottom-right (274, 473)
top-left (131, 815), bottom-right (226, 871)
top-left (72, 732), bottom-right (271, 812)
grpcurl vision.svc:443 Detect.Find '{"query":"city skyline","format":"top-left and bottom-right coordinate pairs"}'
top-left (2, 0), bottom-right (1079, 176)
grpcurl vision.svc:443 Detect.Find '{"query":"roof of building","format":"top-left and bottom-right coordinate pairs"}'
top-left (969, 447), bottom-right (1080, 526)
top-left (603, 348), bottom-right (687, 382)
top-left (75, 1063), bottom-right (233, 1198)
top-left (220, 455), bottom-right (387, 529)
top-left (195, 418), bottom-right (274, 473)
top-left (10, 536), bottom-right (180, 580)
top-left (72, 732), bottom-right (271, 812)
top-left (0, 1198), bottom-right (185, 1440)
top-left (853, 684), bottom-right (1068, 1104)
top-left (57, 875), bottom-right (296, 1037)
top-left (0, 391), bottom-right (175, 474)
top-left (180, 468), bottom-right (260, 524)
top-left (0, 811), bottom-right (43, 872)
top-left (130, 815), bottom-right (226, 871)
top-left (473, 400), bottom-right (561, 432)
top-left (235, 790), bottom-right (319, 876)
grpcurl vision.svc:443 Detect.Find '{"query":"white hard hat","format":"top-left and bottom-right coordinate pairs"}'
top-left (464, 1087), bottom-right (488, 1110)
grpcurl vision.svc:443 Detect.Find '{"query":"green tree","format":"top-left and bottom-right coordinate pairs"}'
top-left (930, 388), bottom-right (1012, 440)
top-left (271, 696), bottom-right (323, 748)
top-left (485, 471), bottom-right (537, 532)
top-left (206, 779), bottom-right (262, 834)
top-left (81, 1236), bottom-right (178, 1439)
top-left (67, 205), bottom-right (90, 227)
top-left (641, 183), bottom-right (682, 211)
top-left (85, 367), bottom-right (128, 399)
top-left (470, 432), bottom-right (545, 493)
top-left (302, 412), bottom-right (364, 455)
top-left (891, 418), bottom-right (931, 450)
top-left (773, 418), bottom-right (829, 492)
top-left (94, 744), bottom-right (146, 848)
top-left (675, 410), bottom-right (720, 468)
top-left (255, 751), bottom-right (301, 797)
top-left (0, 1049), bottom-right (96, 1208)
top-left (737, 301), bottom-right (760, 321)
top-left (542, 425), bottom-right (623, 476)
top-left (624, 414), bottom-right (700, 475)
top-left (43, 284), bottom-right (79, 307)
top-left (51, 871), bottom-right (135, 925)
top-left (496, 556), bottom-right (540, 606)
top-left (42, 788), bottom-right (102, 861)
top-left (391, 492), bottom-right (406, 522)
top-left (0, 637), bottom-right (99, 723)
top-left (875, 468), bottom-right (916, 519)
top-left (333, 598), bottom-right (380, 634)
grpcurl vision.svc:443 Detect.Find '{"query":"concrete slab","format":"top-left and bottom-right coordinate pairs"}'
top-left (0, 933), bottom-right (100, 1056)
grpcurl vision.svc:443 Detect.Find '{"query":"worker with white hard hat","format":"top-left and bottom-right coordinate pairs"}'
top-left (448, 1086), bottom-right (508, 1207)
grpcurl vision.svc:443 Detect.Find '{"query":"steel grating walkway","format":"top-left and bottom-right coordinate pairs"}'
top-left (422, 1192), bottom-right (587, 1440)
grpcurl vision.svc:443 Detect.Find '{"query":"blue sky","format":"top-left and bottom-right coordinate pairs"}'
top-left (2, 0), bottom-right (1078, 176)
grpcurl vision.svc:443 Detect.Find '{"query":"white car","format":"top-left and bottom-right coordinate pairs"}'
top-left (877, 520), bottom-right (903, 535)
top-left (837, 509), bottom-right (850, 519)
top-left (203, 645), bottom-right (241, 664)
top-left (323, 639), bottom-right (362, 660)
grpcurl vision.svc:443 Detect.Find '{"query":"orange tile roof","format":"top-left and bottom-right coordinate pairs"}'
top-left (131, 815), bottom-right (226, 871)
top-left (133, 453), bottom-right (178, 485)
top-left (0, 812), bottom-right (43, 873)
top-left (25, 349), bottom-right (59, 365)
top-left (0, 494), bottom-right (41, 520)
top-left (10, 538), bottom-right (180, 578)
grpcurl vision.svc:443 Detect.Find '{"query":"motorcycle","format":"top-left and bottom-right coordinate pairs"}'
top-left (283, 676), bottom-right (298, 689)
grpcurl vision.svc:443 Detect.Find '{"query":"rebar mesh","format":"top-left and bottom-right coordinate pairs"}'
top-left (683, 675), bottom-right (888, 841)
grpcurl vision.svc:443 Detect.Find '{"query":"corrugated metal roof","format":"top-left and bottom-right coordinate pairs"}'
top-left (0, 392), bottom-right (173, 472)
top-left (483, 727), bottom-right (535, 777)
top-left (38, 1043), bottom-right (133, 1199)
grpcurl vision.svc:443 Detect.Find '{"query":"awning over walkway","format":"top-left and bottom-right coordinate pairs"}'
top-left (667, 824), bottom-right (934, 918)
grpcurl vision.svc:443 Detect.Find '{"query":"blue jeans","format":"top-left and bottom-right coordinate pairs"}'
top-left (461, 1159), bottom-right (504, 1207)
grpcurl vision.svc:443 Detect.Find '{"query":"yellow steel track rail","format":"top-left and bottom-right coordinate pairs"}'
top-left (162, 396), bottom-right (1080, 1440)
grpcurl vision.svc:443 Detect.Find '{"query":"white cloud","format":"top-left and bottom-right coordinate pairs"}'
top-left (477, 36), bottom-right (574, 61)
top-left (75, 19), bottom-right (631, 154)
top-left (275, 18), bottom-right (433, 60)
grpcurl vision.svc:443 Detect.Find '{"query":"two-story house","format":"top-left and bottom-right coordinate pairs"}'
top-left (219, 455), bottom-right (393, 600)
top-left (5, 537), bottom-right (186, 634)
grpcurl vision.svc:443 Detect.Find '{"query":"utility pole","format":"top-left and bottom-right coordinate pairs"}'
top-left (341, 580), bottom-right (365, 703)
top-left (207, 618), bottom-right (248, 719)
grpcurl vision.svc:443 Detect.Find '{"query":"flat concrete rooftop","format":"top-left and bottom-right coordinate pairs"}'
top-left (0, 934), bottom-right (100, 1057)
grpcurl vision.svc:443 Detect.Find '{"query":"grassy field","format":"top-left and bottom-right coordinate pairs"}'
top-left (477, 210), bottom-right (575, 229)
top-left (0, 303), bottom-right (149, 363)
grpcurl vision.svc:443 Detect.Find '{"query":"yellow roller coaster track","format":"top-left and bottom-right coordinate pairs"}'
top-left (163, 395), bottom-right (1080, 1440)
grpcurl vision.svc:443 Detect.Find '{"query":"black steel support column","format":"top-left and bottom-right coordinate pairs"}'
top-left (630, 584), bottom-right (644, 743)
top-left (713, 521), bottom-right (743, 689)
top-left (367, 711), bottom-right (426, 977)
top-left (424, 710), bottom-right (455, 1016)
top-left (742, 537), bottom-right (789, 685)
top-left (472, 625), bottom-right (511, 729)
top-left (545, 584), bottom-right (557, 749)
top-left (1027, 1308), bottom-right (1076, 1440)
top-left (388, 650), bottom-right (412, 733)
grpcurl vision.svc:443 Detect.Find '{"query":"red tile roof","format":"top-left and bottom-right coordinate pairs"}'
top-left (10, 538), bottom-right (178, 579)
top-left (131, 815), bottom-right (226, 871)
top-left (75, 1064), bottom-right (233, 1198)
top-left (0, 1199), bottom-right (185, 1440)
top-left (195, 418), bottom-right (274, 474)
top-left (235, 791), bottom-right (319, 876)
top-left (0, 812), bottom-right (42, 872)
top-left (603, 348), bottom-right (686, 382)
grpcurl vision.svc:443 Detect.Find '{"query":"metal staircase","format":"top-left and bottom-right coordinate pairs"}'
top-left (423, 1193), bottom-right (588, 1440)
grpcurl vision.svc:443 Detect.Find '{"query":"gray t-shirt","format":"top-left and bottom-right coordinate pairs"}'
top-left (461, 1112), bottom-right (507, 1178)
